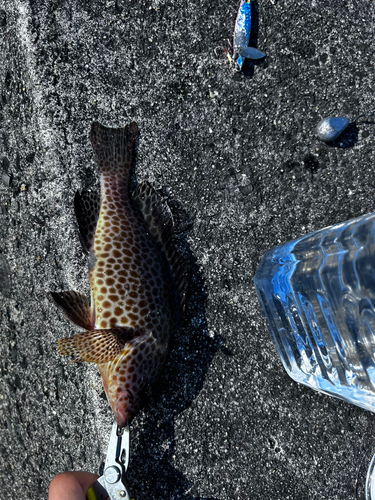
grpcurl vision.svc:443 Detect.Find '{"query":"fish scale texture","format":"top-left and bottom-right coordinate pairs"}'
top-left (1, 0), bottom-right (375, 499)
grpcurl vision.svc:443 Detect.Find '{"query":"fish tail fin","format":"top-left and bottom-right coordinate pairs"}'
top-left (90, 122), bottom-right (138, 181)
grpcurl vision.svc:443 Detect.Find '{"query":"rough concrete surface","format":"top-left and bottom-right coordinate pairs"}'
top-left (0, 0), bottom-right (375, 499)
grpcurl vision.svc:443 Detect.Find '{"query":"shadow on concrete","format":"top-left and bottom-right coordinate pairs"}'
top-left (125, 198), bottom-right (226, 499)
top-left (329, 120), bottom-right (374, 148)
top-left (331, 122), bottom-right (360, 148)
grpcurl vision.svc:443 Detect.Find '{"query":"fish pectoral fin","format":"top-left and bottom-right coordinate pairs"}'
top-left (57, 327), bottom-right (143, 364)
top-left (50, 291), bottom-right (94, 330)
top-left (74, 190), bottom-right (101, 253)
top-left (238, 46), bottom-right (266, 60)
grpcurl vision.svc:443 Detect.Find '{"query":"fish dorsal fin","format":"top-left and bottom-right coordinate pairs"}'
top-left (133, 180), bottom-right (189, 317)
top-left (57, 327), bottom-right (144, 364)
top-left (133, 180), bottom-right (173, 246)
top-left (74, 190), bottom-right (101, 253)
top-left (50, 291), bottom-right (94, 330)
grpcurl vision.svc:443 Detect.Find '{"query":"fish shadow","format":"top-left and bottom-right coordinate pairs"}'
top-left (126, 197), bottom-right (227, 500)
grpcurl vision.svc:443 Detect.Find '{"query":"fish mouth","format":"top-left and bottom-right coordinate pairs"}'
top-left (114, 405), bottom-right (127, 428)
top-left (101, 380), bottom-right (133, 427)
top-left (102, 376), bottom-right (109, 397)
top-left (113, 389), bottom-right (136, 428)
top-left (100, 367), bottom-right (136, 427)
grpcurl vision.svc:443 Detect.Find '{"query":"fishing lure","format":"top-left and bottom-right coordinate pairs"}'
top-left (233, 0), bottom-right (266, 71)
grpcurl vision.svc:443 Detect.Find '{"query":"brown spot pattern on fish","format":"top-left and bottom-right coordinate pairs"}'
top-left (51, 122), bottom-right (186, 427)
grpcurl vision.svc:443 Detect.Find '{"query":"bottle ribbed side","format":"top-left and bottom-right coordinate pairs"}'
top-left (254, 211), bottom-right (375, 412)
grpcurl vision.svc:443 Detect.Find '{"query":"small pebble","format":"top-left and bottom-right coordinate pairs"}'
top-left (0, 254), bottom-right (12, 298)
top-left (26, 152), bottom-right (35, 163)
top-left (0, 10), bottom-right (6, 28)
top-left (316, 117), bottom-right (349, 142)
top-left (1, 172), bottom-right (11, 187)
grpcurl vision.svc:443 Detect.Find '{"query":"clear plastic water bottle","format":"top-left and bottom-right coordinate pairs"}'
top-left (255, 211), bottom-right (375, 498)
top-left (254, 211), bottom-right (375, 412)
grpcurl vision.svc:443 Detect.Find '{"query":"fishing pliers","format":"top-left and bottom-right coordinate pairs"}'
top-left (87, 422), bottom-right (134, 500)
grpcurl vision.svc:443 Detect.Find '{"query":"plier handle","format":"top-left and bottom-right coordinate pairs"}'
top-left (87, 422), bottom-right (134, 500)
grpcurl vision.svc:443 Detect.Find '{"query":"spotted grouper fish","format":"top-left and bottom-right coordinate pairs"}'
top-left (51, 122), bottom-right (186, 427)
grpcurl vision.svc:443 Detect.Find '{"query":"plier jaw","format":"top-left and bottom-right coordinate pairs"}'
top-left (87, 422), bottom-right (134, 500)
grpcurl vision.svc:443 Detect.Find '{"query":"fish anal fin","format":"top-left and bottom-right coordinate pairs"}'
top-left (74, 190), bottom-right (101, 253)
top-left (57, 327), bottom-right (143, 364)
top-left (50, 291), bottom-right (94, 330)
top-left (133, 180), bottom-right (189, 320)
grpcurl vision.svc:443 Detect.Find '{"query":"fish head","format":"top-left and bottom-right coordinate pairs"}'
top-left (99, 335), bottom-right (163, 427)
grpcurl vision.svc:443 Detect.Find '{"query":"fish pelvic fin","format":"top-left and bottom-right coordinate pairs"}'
top-left (90, 121), bottom-right (138, 182)
top-left (133, 180), bottom-right (189, 322)
top-left (50, 291), bottom-right (94, 330)
top-left (74, 190), bottom-right (101, 253)
top-left (57, 327), bottom-right (144, 364)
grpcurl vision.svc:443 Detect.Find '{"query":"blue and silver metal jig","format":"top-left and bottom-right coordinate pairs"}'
top-left (233, 0), bottom-right (266, 71)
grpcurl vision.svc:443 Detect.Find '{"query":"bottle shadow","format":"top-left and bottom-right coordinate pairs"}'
top-left (126, 198), bottom-right (226, 500)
